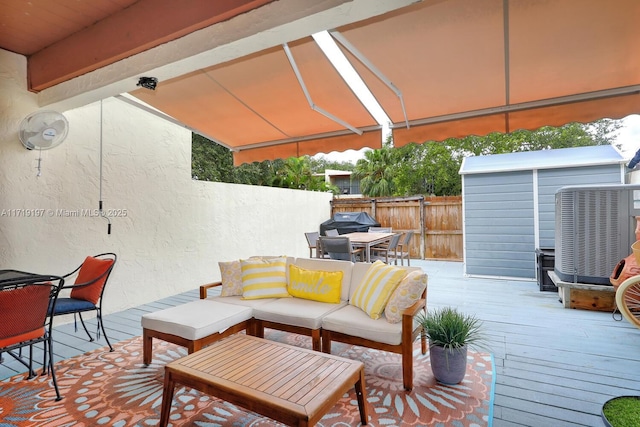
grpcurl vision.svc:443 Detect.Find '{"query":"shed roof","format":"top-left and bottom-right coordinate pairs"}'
top-left (459, 145), bottom-right (625, 175)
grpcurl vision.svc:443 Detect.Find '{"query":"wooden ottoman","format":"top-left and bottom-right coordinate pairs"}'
top-left (141, 299), bottom-right (253, 365)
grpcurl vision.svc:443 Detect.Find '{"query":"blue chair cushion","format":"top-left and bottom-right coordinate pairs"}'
top-left (51, 298), bottom-right (97, 315)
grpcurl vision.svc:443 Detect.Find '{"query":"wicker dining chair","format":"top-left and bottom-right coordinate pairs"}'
top-left (371, 233), bottom-right (403, 264)
top-left (304, 231), bottom-right (320, 258)
top-left (305, 231), bottom-right (330, 258)
top-left (318, 236), bottom-right (364, 262)
top-left (368, 227), bottom-right (392, 232)
top-left (397, 231), bottom-right (414, 266)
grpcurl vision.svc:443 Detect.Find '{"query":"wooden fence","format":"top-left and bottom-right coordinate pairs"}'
top-left (331, 195), bottom-right (462, 261)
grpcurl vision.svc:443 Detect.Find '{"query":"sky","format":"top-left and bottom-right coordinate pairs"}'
top-left (615, 115), bottom-right (640, 156)
top-left (315, 114), bottom-right (640, 164)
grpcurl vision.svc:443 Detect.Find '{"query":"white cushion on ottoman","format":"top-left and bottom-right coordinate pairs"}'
top-left (141, 300), bottom-right (252, 341)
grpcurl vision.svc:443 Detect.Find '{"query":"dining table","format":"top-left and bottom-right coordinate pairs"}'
top-left (0, 269), bottom-right (64, 287)
top-left (340, 232), bottom-right (395, 262)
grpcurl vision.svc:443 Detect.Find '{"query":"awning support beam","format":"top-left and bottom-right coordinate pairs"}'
top-left (329, 30), bottom-right (409, 129)
top-left (282, 42), bottom-right (363, 135)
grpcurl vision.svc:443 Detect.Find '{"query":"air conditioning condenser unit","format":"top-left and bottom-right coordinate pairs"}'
top-left (555, 184), bottom-right (640, 285)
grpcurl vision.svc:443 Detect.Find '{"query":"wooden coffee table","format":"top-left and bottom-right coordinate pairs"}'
top-left (159, 334), bottom-right (368, 426)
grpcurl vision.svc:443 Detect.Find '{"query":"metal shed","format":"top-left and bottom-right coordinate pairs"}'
top-left (459, 145), bottom-right (626, 280)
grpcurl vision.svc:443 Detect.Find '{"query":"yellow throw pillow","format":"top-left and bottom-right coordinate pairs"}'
top-left (384, 270), bottom-right (428, 323)
top-left (350, 260), bottom-right (407, 319)
top-left (219, 260), bottom-right (243, 296)
top-left (287, 265), bottom-right (343, 303)
top-left (240, 257), bottom-right (290, 300)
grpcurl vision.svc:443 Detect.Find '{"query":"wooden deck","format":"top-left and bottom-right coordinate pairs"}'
top-left (2, 259), bottom-right (640, 426)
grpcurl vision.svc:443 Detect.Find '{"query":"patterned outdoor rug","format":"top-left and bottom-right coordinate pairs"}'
top-left (0, 331), bottom-right (494, 426)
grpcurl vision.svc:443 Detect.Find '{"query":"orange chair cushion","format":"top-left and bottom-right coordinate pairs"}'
top-left (70, 256), bottom-right (114, 305)
top-left (0, 284), bottom-right (49, 348)
top-left (0, 328), bottom-right (45, 348)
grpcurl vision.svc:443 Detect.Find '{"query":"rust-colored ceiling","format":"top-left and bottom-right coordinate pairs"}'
top-left (2, 0), bottom-right (639, 165)
top-left (0, 0), bottom-right (275, 90)
top-left (0, 0), bottom-right (138, 56)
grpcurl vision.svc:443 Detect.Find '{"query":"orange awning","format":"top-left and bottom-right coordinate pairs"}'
top-left (130, 0), bottom-right (640, 165)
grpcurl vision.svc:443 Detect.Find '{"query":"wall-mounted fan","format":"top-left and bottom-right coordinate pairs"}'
top-left (18, 110), bottom-right (69, 150)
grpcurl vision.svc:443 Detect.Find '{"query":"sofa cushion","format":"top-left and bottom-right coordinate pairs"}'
top-left (240, 257), bottom-right (290, 300)
top-left (141, 300), bottom-right (252, 340)
top-left (219, 260), bottom-right (243, 296)
top-left (322, 304), bottom-right (406, 345)
top-left (205, 295), bottom-right (278, 308)
top-left (253, 298), bottom-right (347, 330)
top-left (291, 258), bottom-right (353, 301)
top-left (350, 260), bottom-right (407, 319)
top-left (384, 270), bottom-right (428, 323)
top-left (287, 265), bottom-right (343, 303)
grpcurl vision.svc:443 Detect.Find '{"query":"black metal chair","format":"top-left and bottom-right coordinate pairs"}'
top-left (0, 272), bottom-right (65, 400)
top-left (50, 253), bottom-right (117, 351)
top-left (318, 236), bottom-right (364, 262)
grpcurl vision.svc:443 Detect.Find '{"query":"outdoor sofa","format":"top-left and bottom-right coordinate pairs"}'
top-left (142, 256), bottom-right (428, 391)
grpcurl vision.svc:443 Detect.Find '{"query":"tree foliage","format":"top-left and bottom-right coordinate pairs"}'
top-left (270, 156), bottom-right (338, 192)
top-left (308, 156), bottom-right (355, 173)
top-left (353, 146), bottom-right (396, 196)
top-left (390, 120), bottom-right (622, 197)
top-left (191, 134), bottom-right (338, 193)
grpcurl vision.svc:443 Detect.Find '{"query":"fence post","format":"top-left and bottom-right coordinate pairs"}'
top-left (420, 196), bottom-right (426, 260)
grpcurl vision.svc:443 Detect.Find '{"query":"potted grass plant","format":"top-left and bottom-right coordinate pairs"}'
top-left (417, 306), bottom-right (487, 384)
top-left (602, 396), bottom-right (640, 426)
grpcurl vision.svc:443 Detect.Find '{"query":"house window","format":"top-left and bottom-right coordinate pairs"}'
top-left (333, 177), bottom-right (360, 195)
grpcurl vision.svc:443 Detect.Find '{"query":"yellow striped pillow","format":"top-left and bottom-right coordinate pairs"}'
top-left (350, 260), bottom-right (407, 319)
top-left (240, 257), bottom-right (290, 300)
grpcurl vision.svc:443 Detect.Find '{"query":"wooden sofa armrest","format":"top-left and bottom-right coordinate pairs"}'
top-left (200, 281), bottom-right (222, 299)
top-left (402, 298), bottom-right (426, 318)
top-left (401, 298), bottom-right (427, 343)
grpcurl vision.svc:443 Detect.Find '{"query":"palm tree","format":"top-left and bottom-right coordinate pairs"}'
top-left (270, 156), bottom-right (338, 193)
top-left (271, 157), bottom-right (313, 189)
top-left (353, 147), bottom-right (395, 196)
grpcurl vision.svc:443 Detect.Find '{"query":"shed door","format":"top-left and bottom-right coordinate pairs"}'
top-left (464, 171), bottom-right (535, 278)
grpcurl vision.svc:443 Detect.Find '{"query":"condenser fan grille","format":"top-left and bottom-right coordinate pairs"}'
top-left (19, 111), bottom-right (69, 150)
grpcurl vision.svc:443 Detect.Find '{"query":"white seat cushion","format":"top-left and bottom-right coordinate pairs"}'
top-left (141, 300), bottom-right (252, 341)
top-left (322, 304), bottom-right (409, 345)
top-left (253, 297), bottom-right (346, 330)
top-left (206, 295), bottom-right (278, 308)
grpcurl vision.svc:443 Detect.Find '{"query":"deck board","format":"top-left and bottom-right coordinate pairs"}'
top-left (2, 260), bottom-right (639, 426)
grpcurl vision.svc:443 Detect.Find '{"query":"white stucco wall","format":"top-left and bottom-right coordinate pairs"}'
top-left (0, 49), bottom-right (333, 317)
